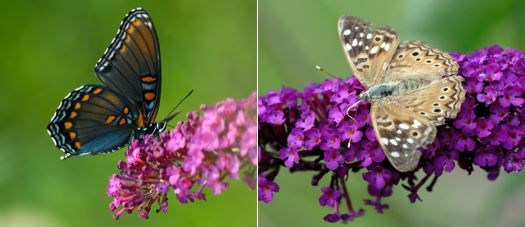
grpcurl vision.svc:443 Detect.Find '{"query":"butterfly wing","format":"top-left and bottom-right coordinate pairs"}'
top-left (95, 8), bottom-right (161, 126)
top-left (47, 85), bottom-right (139, 159)
top-left (370, 101), bottom-right (437, 172)
top-left (338, 16), bottom-right (400, 88)
top-left (381, 41), bottom-right (458, 84)
top-left (392, 75), bottom-right (466, 125)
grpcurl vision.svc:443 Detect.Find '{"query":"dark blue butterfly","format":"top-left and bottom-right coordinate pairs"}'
top-left (47, 8), bottom-right (180, 159)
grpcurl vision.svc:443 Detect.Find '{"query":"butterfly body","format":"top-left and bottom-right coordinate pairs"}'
top-left (47, 8), bottom-right (166, 159)
top-left (338, 16), bottom-right (466, 172)
top-left (362, 78), bottom-right (435, 101)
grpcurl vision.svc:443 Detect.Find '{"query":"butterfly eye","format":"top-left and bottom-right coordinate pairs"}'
top-left (411, 52), bottom-right (419, 56)
top-left (411, 131), bottom-right (419, 137)
top-left (415, 58), bottom-right (421, 61)
top-left (432, 103), bottom-right (439, 107)
top-left (374, 36), bottom-right (382, 42)
top-left (443, 87), bottom-right (449, 92)
top-left (439, 96), bottom-right (446, 100)
top-left (434, 64), bottom-right (440, 67)
top-left (434, 109), bottom-right (441, 113)
top-left (420, 112), bottom-right (426, 115)
top-left (426, 60), bottom-right (432, 64)
top-left (398, 54), bottom-right (404, 59)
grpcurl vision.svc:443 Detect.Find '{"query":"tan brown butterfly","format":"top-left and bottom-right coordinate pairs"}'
top-left (338, 16), bottom-right (466, 172)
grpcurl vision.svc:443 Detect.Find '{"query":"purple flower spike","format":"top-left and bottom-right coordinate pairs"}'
top-left (259, 46), bottom-right (525, 223)
top-left (107, 92), bottom-right (257, 219)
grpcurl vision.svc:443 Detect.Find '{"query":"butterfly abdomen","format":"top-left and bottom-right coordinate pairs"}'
top-left (392, 78), bottom-right (431, 94)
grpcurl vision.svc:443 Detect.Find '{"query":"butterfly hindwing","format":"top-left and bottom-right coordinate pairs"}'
top-left (95, 8), bottom-right (161, 125)
top-left (47, 85), bottom-right (138, 159)
top-left (370, 101), bottom-right (436, 172)
top-left (393, 75), bottom-right (466, 125)
top-left (338, 15), bottom-right (400, 88)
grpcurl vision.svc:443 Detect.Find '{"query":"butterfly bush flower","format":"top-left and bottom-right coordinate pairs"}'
top-left (258, 46), bottom-right (524, 223)
top-left (107, 92), bottom-right (257, 219)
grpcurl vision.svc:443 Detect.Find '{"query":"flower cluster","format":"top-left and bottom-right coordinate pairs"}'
top-left (107, 92), bottom-right (257, 219)
top-left (258, 46), bottom-right (524, 223)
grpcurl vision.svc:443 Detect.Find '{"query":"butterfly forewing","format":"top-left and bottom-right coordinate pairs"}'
top-left (95, 8), bottom-right (161, 125)
top-left (382, 41), bottom-right (459, 84)
top-left (47, 85), bottom-right (138, 158)
top-left (338, 16), bottom-right (400, 88)
top-left (370, 101), bottom-right (437, 172)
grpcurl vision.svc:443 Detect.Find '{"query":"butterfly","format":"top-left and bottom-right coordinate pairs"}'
top-left (47, 8), bottom-right (183, 159)
top-left (338, 16), bottom-right (466, 172)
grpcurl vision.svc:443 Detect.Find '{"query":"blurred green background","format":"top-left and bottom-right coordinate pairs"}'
top-left (259, 0), bottom-right (525, 227)
top-left (0, 0), bottom-right (255, 227)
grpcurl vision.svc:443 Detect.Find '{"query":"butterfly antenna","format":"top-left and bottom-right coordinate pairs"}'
top-left (162, 90), bottom-right (194, 123)
top-left (316, 65), bottom-right (336, 78)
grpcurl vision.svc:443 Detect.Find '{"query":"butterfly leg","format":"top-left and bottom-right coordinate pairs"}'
top-left (345, 100), bottom-right (362, 122)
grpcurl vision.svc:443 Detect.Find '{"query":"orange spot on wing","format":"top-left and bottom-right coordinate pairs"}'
top-left (105, 93), bottom-right (121, 106)
top-left (104, 115), bottom-right (116, 125)
top-left (135, 110), bottom-right (145, 128)
top-left (123, 106), bottom-right (129, 115)
top-left (149, 105), bottom-right (159, 124)
top-left (70, 111), bottom-right (78, 118)
top-left (81, 94), bottom-right (90, 102)
top-left (69, 132), bottom-right (77, 139)
top-left (74, 102), bottom-right (81, 110)
top-left (92, 88), bottom-right (103, 95)
top-left (141, 75), bottom-right (157, 83)
top-left (74, 141), bottom-right (81, 149)
top-left (132, 18), bottom-right (143, 27)
top-left (144, 92), bottom-right (156, 101)
top-left (64, 121), bottom-right (73, 129)
top-left (127, 21), bottom-right (137, 34)
top-left (118, 117), bottom-right (127, 126)
top-left (119, 44), bottom-right (127, 54)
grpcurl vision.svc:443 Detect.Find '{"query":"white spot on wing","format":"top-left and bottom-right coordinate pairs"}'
top-left (381, 138), bottom-right (389, 145)
top-left (402, 144), bottom-right (408, 149)
top-left (343, 29), bottom-right (351, 36)
top-left (399, 123), bottom-right (409, 130)
top-left (345, 43), bottom-right (352, 51)
top-left (366, 33), bottom-right (372, 39)
top-left (391, 151), bottom-right (400, 158)
top-left (407, 138), bottom-right (414, 144)
top-left (389, 139), bottom-right (398, 146)
top-left (412, 120), bottom-right (422, 128)
top-left (352, 39), bottom-right (358, 47)
top-left (370, 46), bottom-right (378, 54)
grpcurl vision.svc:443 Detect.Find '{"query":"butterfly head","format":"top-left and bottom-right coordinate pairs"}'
top-left (134, 122), bottom-right (168, 139)
top-left (358, 91), bottom-right (371, 102)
